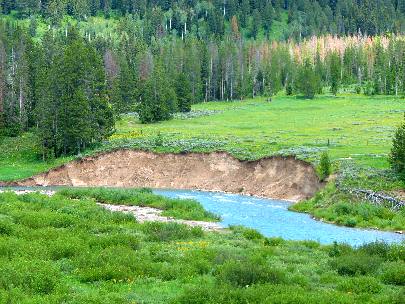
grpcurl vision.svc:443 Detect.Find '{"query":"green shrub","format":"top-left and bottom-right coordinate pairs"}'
top-left (337, 276), bottom-right (382, 294)
top-left (0, 259), bottom-right (61, 294)
top-left (142, 222), bottom-right (203, 242)
top-left (334, 203), bottom-right (353, 216)
top-left (332, 253), bottom-right (382, 276)
top-left (299, 240), bottom-right (320, 249)
top-left (216, 260), bottom-right (286, 287)
top-left (381, 262), bottom-right (405, 286)
top-left (328, 242), bottom-right (353, 257)
top-left (386, 244), bottom-right (405, 261)
top-left (342, 217), bottom-right (357, 227)
top-left (317, 151), bottom-right (331, 181)
top-left (48, 237), bottom-right (87, 260)
top-left (73, 246), bottom-right (140, 282)
top-left (264, 237), bottom-right (285, 246)
top-left (389, 117), bottom-right (405, 180)
top-left (358, 242), bottom-right (390, 259)
top-left (242, 228), bottom-right (264, 240)
top-left (230, 226), bottom-right (264, 241)
top-left (0, 217), bottom-right (14, 235)
top-left (89, 233), bottom-right (140, 250)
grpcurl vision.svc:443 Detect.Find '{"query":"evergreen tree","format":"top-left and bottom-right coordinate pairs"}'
top-left (175, 73), bottom-right (193, 113)
top-left (330, 52), bottom-right (341, 95)
top-left (296, 59), bottom-right (320, 99)
top-left (36, 28), bottom-right (114, 156)
top-left (389, 116), bottom-right (405, 180)
top-left (318, 151), bottom-right (331, 181)
top-left (138, 60), bottom-right (177, 123)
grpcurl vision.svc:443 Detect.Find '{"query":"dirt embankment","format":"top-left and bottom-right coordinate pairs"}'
top-left (14, 150), bottom-right (322, 202)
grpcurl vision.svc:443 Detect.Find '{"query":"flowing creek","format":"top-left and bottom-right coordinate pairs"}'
top-left (1, 187), bottom-right (404, 246)
top-left (154, 189), bottom-right (405, 246)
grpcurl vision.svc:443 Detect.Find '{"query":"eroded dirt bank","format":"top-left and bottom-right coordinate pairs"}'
top-left (15, 150), bottom-right (322, 201)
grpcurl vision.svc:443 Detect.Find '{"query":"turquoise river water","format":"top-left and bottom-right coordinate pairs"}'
top-left (1, 187), bottom-right (404, 246)
top-left (154, 189), bottom-right (404, 246)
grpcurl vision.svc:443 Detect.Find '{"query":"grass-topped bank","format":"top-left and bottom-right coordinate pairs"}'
top-left (291, 161), bottom-right (405, 232)
top-left (1, 94), bottom-right (404, 181)
top-left (57, 187), bottom-right (220, 222)
top-left (0, 191), bottom-right (404, 303)
top-left (111, 94), bottom-right (404, 167)
top-left (291, 184), bottom-right (405, 232)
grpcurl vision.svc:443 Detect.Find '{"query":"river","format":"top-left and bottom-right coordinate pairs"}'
top-left (155, 189), bottom-right (405, 246)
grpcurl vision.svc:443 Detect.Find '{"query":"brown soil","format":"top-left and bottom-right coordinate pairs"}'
top-left (14, 150), bottom-right (322, 202)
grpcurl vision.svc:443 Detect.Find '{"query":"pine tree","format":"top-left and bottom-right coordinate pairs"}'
top-left (296, 59), bottom-right (320, 99)
top-left (318, 151), bottom-right (331, 181)
top-left (36, 28), bottom-right (114, 157)
top-left (138, 60), bottom-right (176, 123)
top-left (389, 116), bottom-right (405, 180)
top-left (175, 73), bottom-right (193, 113)
top-left (330, 52), bottom-right (341, 95)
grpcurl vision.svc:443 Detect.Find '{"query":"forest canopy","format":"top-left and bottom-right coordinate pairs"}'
top-left (1, 1), bottom-right (405, 158)
top-left (1, 1), bottom-right (405, 39)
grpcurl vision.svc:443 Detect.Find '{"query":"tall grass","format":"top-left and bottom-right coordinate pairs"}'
top-left (0, 191), bottom-right (403, 303)
top-left (57, 187), bottom-right (220, 222)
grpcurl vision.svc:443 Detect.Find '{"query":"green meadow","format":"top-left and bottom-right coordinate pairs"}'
top-left (0, 190), bottom-right (404, 303)
top-left (114, 94), bottom-right (404, 167)
top-left (0, 94), bottom-right (403, 181)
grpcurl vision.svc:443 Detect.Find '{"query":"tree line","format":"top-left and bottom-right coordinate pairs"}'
top-left (1, 17), bottom-right (405, 158)
top-left (0, 23), bottom-right (115, 158)
top-left (1, 0), bottom-right (405, 40)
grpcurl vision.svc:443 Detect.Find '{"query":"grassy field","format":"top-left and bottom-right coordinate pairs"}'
top-left (0, 134), bottom-right (72, 182)
top-left (0, 190), bottom-right (404, 303)
top-left (0, 94), bottom-right (403, 181)
top-left (112, 94), bottom-right (404, 167)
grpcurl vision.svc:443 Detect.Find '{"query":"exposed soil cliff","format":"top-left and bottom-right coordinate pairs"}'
top-left (15, 150), bottom-right (322, 201)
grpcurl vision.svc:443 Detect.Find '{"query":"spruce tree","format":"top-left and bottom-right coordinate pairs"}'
top-left (389, 116), bottom-right (405, 180)
top-left (330, 52), bottom-right (341, 95)
top-left (175, 73), bottom-right (193, 113)
top-left (296, 59), bottom-right (320, 99)
top-left (138, 60), bottom-right (177, 124)
top-left (318, 151), bottom-right (331, 181)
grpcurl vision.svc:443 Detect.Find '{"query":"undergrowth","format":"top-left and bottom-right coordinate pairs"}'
top-left (0, 191), bottom-right (404, 303)
top-left (291, 183), bottom-right (405, 231)
top-left (57, 187), bottom-right (220, 222)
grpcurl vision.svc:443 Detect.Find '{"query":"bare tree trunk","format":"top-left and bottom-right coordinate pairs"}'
top-left (209, 57), bottom-right (213, 100)
top-left (19, 77), bottom-right (24, 123)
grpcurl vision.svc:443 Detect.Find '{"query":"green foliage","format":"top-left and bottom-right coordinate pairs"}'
top-left (291, 182), bottom-right (405, 231)
top-left (389, 117), bottom-right (405, 180)
top-left (296, 59), bottom-right (321, 99)
top-left (142, 222), bottom-right (203, 242)
top-left (329, 52), bottom-right (341, 95)
top-left (0, 259), bottom-right (61, 294)
top-left (337, 276), bottom-right (382, 294)
top-left (381, 262), bottom-right (405, 286)
top-left (264, 237), bottom-right (286, 247)
top-left (332, 253), bottom-right (382, 276)
top-left (138, 60), bottom-right (177, 124)
top-left (230, 226), bottom-right (264, 241)
top-left (216, 259), bottom-right (286, 287)
top-left (358, 242), bottom-right (390, 259)
top-left (0, 191), bottom-right (404, 303)
top-left (58, 187), bottom-right (220, 222)
top-left (318, 151), bottom-right (331, 181)
top-left (175, 73), bottom-right (193, 113)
